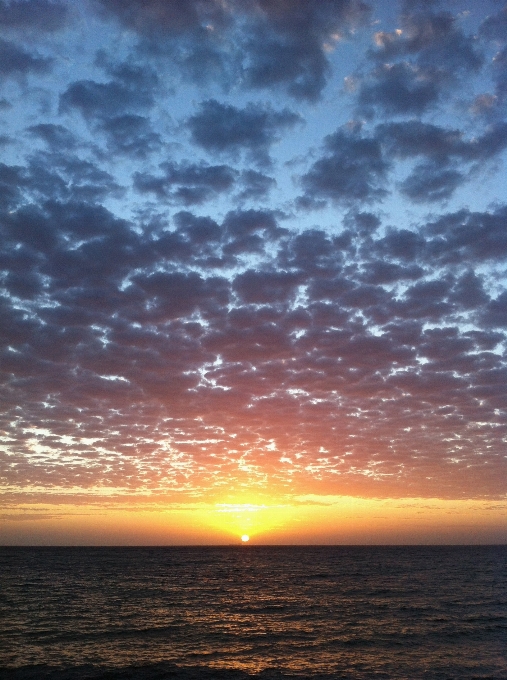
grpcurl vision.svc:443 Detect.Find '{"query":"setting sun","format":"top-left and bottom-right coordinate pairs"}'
top-left (241, 534), bottom-right (250, 543)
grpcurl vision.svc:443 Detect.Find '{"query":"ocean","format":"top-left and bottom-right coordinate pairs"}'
top-left (1, 546), bottom-right (506, 680)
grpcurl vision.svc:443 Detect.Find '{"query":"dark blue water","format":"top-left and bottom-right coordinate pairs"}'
top-left (1, 546), bottom-right (506, 679)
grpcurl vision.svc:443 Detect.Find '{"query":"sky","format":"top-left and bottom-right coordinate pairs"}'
top-left (1, 0), bottom-right (507, 545)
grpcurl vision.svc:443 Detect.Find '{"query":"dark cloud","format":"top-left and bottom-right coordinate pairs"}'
top-left (373, 8), bottom-right (481, 70)
top-left (424, 205), bottom-right (507, 264)
top-left (449, 271), bottom-right (489, 310)
top-left (0, 38), bottom-right (52, 78)
top-left (483, 291), bottom-right (507, 328)
top-left (399, 161), bottom-right (463, 203)
top-left (299, 127), bottom-right (389, 207)
top-left (93, 0), bottom-right (230, 38)
top-left (0, 162), bottom-right (26, 210)
top-left (22, 150), bottom-right (123, 204)
top-left (133, 161), bottom-right (237, 205)
top-left (99, 114), bottom-right (162, 158)
top-left (130, 271), bottom-right (229, 322)
top-left (359, 7), bottom-right (482, 117)
top-left (237, 170), bottom-right (276, 201)
top-left (374, 228), bottom-right (425, 262)
top-left (173, 211), bottom-right (221, 244)
top-left (223, 208), bottom-right (279, 237)
top-left (491, 46), bottom-right (507, 109)
top-left (3, 270), bottom-right (43, 299)
top-left (370, 205), bottom-right (507, 269)
top-left (59, 66), bottom-right (158, 120)
top-left (476, 6), bottom-right (507, 112)
top-left (1, 1), bottom-right (506, 508)
top-left (398, 278), bottom-right (453, 322)
top-left (221, 209), bottom-right (284, 255)
top-left (28, 123), bottom-right (77, 151)
top-left (241, 0), bottom-right (371, 101)
top-left (344, 211), bottom-right (381, 236)
top-left (479, 5), bottom-right (507, 43)
top-left (0, 0), bottom-right (68, 31)
top-left (233, 269), bottom-right (302, 304)
top-left (378, 120), bottom-right (507, 162)
top-left (358, 62), bottom-right (442, 116)
top-left (360, 261), bottom-right (424, 285)
top-left (93, 0), bottom-right (370, 100)
top-left (377, 121), bottom-right (507, 201)
top-left (187, 99), bottom-right (301, 165)
top-left (277, 228), bottom-right (350, 274)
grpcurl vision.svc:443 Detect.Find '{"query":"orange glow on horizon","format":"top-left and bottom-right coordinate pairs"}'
top-left (1, 494), bottom-right (506, 545)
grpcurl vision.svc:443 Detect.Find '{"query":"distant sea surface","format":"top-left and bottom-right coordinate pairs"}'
top-left (1, 546), bottom-right (506, 680)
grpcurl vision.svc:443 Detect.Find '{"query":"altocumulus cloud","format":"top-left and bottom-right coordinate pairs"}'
top-left (0, 0), bottom-right (506, 507)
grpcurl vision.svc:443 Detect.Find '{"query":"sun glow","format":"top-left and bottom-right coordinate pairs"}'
top-left (2, 496), bottom-right (506, 545)
top-left (207, 501), bottom-right (294, 540)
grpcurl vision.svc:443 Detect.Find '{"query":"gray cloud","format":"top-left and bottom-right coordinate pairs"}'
top-left (0, 0), bottom-right (506, 505)
top-left (0, 0), bottom-right (68, 31)
top-left (240, 0), bottom-right (371, 101)
top-left (187, 99), bottom-right (301, 165)
top-left (133, 161), bottom-right (237, 205)
top-left (359, 6), bottom-right (482, 117)
top-left (299, 127), bottom-right (389, 207)
top-left (377, 121), bottom-right (507, 202)
top-left (93, 0), bottom-right (371, 100)
top-left (59, 65), bottom-right (158, 121)
top-left (99, 114), bottom-right (162, 158)
top-left (0, 38), bottom-right (52, 78)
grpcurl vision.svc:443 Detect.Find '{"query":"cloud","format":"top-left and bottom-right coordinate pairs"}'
top-left (187, 99), bottom-right (301, 165)
top-left (479, 5), bottom-right (507, 43)
top-left (299, 127), bottom-right (389, 207)
top-left (358, 62), bottom-right (442, 115)
top-left (344, 211), bottom-right (381, 236)
top-left (28, 124), bottom-right (77, 151)
top-left (222, 209), bottom-right (280, 237)
top-left (0, 38), bottom-right (52, 78)
top-left (0, 0), bottom-right (68, 32)
top-left (93, 0), bottom-right (229, 38)
top-left (240, 0), bottom-right (371, 101)
top-left (233, 269), bottom-right (302, 304)
top-left (399, 161), bottom-right (464, 203)
top-left (129, 271), bottom-right (229, 322)
top-left (220, 209), bottom-right (283, 255)
top-left (492, 47), bottom-right (507, 104)
top-left (378, 120), bottom-right (507, 162)
top-left (173, 211), bottom-right (221, 244)
top-left (59, 64), bottom-right (158, 121)
top-left (360, 261), bottom-right (424, 285)
top-left (483, 291), bottom-right (507, 328)
top-left (1, 1), bottom-right (506, 507)
top-left (373, 7), bottom-right (481, 70)
top-left (99, 114), bottom-right (162, 158)
top-left (237, 170), bottom-right (276, 201)
top-left (92, 0), bottom-right (371, 100)
top-left (0, 162), bottom-right (27, 209)
top-left (133, 161), bottom-right (237, 205)
top-left (377, 121), bottom-right (507, 201)
top-left (359, 6), bottom-right (482, 117)
top-left (370, 205), bottom-right (507, 270)
top-left (423, 205), bottom-right (507, 264)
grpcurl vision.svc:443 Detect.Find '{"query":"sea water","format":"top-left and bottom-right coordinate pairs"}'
top-left (1, 546), bottom-right (506, 679)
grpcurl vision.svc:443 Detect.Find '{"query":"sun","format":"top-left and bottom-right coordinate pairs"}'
top-left (241, 534), bottom-right (250, 543)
